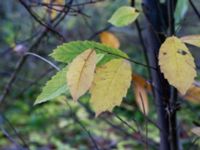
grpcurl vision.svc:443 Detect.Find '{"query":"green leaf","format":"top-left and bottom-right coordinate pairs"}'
top-left (34, 67), bottom-right (68, 105)
top-left (50, 41), bottom-right (128, 63)
top-left (175, 0), bottom-right (188, 25)
top-left (108, 6), bottom-right (139, 27)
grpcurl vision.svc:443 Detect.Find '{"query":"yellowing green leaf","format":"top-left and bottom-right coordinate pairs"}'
top-left (108, 6), bottom-right (139, 27)
top-left (90, 59), bottom-right (132, 116)
top-left (158, 36), bottom-right (196, 94)
top-left (132, 74), bottom-right (149, 115)
top-left (180, 35), bottom-right (200, 48)
top-left (51, 41), bottom-right (128, 63)
top-left (35, 67), bottom-right (68, 105)
top-left (67, 49), bottom-right (96, 101)
top-left (100, 32), bottom-right (120, 49)
top-left (184, 82), bottom-right (200, 104)
top-left (191, 127), bottom-right (200, 136)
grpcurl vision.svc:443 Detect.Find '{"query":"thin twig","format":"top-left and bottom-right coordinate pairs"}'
top-left (19, 0), bottom-right (65, 41)
top-left (1, 114), bottom-right (29, 149)
top-left (189, 0), bottom-right (200, 21)
top-left (94, 47), bottom-right (158, 70)
top-left (65, 100), bottom-right (100, 150)
top-left (102, 116), bottom-right (158, 149)
top-left (0, 127), bottom-right (23, 149)
top-left (25, 52), bottom-right (60, 71)
top-left (113, 113), bottom-right (137, 133)
top-left (0, 56), bottom-right (27, 105)
top-left (0, 0), bottom-right (72, 106)
top-left (139, 92), bottom-right (148, 150)
top-left (34, 0), bottom-right (106, 7)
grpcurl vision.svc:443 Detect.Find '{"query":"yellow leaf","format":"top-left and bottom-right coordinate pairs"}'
top-left (100, 32), bottom-right (120, 49)
top-left (90, 59), bottom-right (132, 116)
top-left (43, 0), bottom-right (64, 19)
top-left (158, 36), bottom-right (196, 94)
top-left (184, 82), bottom-right (200, 104)
top-left (191, 127), bottom-right (200, 136)
top-left (67, 49), bottom-right (96, 101)
top-left (132, 74), bottom-right (149, 115)
top-left (181, 35), bottom-right (200, 48)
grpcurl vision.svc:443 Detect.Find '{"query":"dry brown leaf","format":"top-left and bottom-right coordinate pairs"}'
top-left (100, 32), bottom-right (120, 49)
top-left (132, 74), bottom-right (149, 115)
top-left (191, 127), bottom-right (200, 136)
top-left (132, 74), bottom-right (152, 92)
top-left (184, 82), bottom-right (200, 104)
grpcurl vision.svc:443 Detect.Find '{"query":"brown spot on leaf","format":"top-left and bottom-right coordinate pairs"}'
top-left (177, 49), bottom-right (188, 55)
top-left (163, 52), bottom-right (167, 55)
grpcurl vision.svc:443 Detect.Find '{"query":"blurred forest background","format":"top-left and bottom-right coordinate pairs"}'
top-left (0, 0), bottom-right (200, 150)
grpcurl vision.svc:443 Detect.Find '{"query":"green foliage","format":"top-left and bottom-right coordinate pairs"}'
top-left (34, 67), bottom-right (68, 105)
top-left (1, 22), bottom-right (15, 45)
top-left (37, 41), bottom-right (128, 105)
top-left (175, 0), bottom-right (188, 27)
top-left (50, 41), bottom-right (128, 63)
top-left (108, 6), bottom-right (139, 27)
top-left (1, 1), bottom-right (200, 149)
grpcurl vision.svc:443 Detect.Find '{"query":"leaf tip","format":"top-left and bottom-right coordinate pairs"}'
top-left (33, 100), bottom-right (41, 106)
top-left (95, 112), bottom-right (101, 118)
top-left (72, 95), bottom-right (78, 101)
